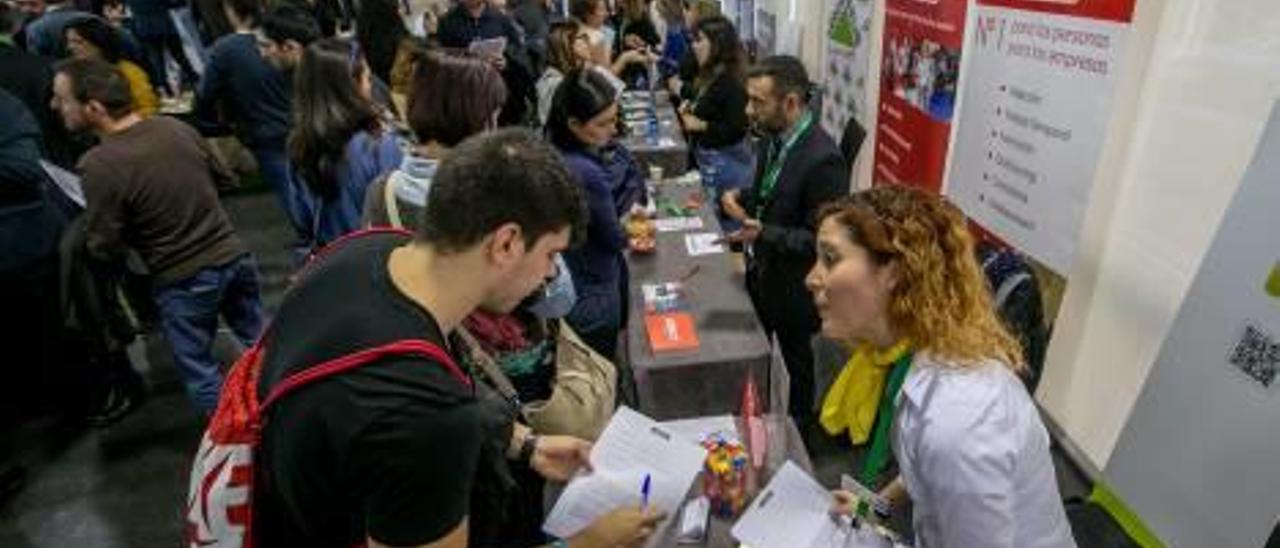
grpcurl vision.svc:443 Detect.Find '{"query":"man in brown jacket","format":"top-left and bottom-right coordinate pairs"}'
top-left (51, 58), bottom-right (264, 415)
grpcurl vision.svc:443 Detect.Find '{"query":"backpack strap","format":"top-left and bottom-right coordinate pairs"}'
top-left (993, 271), bottom-right (1033, 310)
top-left (260, 339), bottom-right (468, 412)
top-left (383, 174), bottom-right (405, 229)
top-left (312, 226), bottom-right (413, 262)
top-left (295, 227), bottom-right (414, 282)
top-left (981, 248), bottom-right (1034, 310)
top-left (455, 326), bottom-right (521, 404)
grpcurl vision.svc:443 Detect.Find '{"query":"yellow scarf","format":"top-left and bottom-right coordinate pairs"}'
top-left (820, 339), bottom-right (913, 444)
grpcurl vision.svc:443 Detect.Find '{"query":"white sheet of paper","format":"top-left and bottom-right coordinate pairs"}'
top-left (684, 233), bottom-right (725, 256)
top-left (544, 407), bottom-right (707, 538)
top-left (467, 36), bottom-right (507, 59)
top-left (731, 461), bottom-right (843, 548)
top-left (42, 160), bottom-right (84, 207)
top-left (660, 415), bottom-right (739, 445)
top-left (654, 216), bottom-right (704, 233)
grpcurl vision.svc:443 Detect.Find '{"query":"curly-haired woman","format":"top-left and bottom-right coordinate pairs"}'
top-left (810, 186), bottom-right (1075, 548)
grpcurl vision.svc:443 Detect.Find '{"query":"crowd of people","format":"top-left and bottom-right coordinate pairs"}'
top-left (0, 0), bottom-right (1074, 546)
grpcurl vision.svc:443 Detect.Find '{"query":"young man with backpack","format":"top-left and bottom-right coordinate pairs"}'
top-left (187, 129), bottom-right (662, 547)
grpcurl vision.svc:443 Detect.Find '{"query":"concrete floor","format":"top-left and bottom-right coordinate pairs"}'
top-left (0, 189), bottom-right (1094, 547)
top-left (0, 190), bottom-right (293, 548)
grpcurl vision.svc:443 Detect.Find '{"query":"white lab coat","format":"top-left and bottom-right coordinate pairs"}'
top-left (892, 355), bottom-right (1077, 548)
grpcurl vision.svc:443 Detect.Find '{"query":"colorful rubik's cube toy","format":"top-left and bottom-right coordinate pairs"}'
top-left (700, 434), bottom-right (749, 518)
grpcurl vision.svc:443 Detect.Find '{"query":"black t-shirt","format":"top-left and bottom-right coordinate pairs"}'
top-left (254, 232), bottom-right (485, 547)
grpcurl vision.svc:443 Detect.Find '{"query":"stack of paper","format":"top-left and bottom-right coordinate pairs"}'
top-left (660, 415), bottom-right (739, 445)
top-left (641, 282), bottom-right (700, 353)
top-left (544, 407), bottom-right (707, 539)
top-left (731, 462), bottom-right (897, 548)
top-left (467, 36), bottom-right (506, 59)
top-left (685, 233), bottom-right (725, 256)
top-left (654, 216), bottom-right (704, 233)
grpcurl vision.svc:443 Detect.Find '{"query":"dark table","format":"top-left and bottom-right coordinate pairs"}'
top-left (651, 414), bottom-right (813, 547)
top-left (619, 90), bottom-right (690, 176)
top-left (623, 183), bottom-right (774, 421)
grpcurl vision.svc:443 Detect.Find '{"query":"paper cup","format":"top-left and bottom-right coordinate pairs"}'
top-left (649, 165), bottom-right (665, 183)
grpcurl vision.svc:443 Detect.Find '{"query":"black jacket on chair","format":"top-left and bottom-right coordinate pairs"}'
top-left (740, 119), bottom-right (848, 330)
top-left (0, 89), bottom-right (68, 274)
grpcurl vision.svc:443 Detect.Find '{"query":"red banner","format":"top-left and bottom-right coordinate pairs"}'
top-left (978, 0), bottom-right (1137, 24)
top-left (873, 0), bottom-right (969, 193)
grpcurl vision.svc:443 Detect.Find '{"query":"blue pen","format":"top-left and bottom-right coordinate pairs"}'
top-left (641, 474), bottom-right (652, 507)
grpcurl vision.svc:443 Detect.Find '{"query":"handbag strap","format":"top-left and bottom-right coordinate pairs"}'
top-left (384, 174), bottom-right (404, 229)
top-left (456, 325), bottom-right (521, 403)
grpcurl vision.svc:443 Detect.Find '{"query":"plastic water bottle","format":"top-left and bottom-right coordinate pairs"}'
top-left (647, 68), bottom-right (661, 147)
top-left (648, 55), bottom-right (660, 91)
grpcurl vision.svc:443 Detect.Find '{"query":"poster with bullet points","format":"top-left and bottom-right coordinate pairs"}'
top-left (872, 0), bottom-right (968, 193)
top-left (945, 0), bottom-right (1136, 274)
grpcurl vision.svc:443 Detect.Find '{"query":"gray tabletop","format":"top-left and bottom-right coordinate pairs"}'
top-left (620, 91), bottom-right (690, 176)
top-left (624, 183), bottom-right (774, 421)
top-left (651, 415), bottom-right (814, 547)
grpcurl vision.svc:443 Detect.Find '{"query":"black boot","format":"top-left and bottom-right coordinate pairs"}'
top-left (84, 350), bottom-right (146, 428)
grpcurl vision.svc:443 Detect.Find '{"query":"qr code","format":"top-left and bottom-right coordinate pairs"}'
top-left (1228, 324), bottom-right (1280, 388)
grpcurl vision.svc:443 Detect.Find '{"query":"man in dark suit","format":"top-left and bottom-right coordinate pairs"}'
top-left (437, 0), bottom-right (535, 125)
top-left (510, 0), bottom-right (552, 75)
top-left (722, 55), bottom-right (848, 426)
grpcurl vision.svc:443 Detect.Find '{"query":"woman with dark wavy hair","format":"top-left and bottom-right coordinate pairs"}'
top-left (677, 14), bottom-right (751, 230)
top-left (288, 37), bottom-right (403, 246)
top-left (546, 68), bottom-right (646, 360)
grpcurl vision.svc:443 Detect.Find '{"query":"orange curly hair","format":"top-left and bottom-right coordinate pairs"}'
top-left (817, 186), bottom-right (1025, 371)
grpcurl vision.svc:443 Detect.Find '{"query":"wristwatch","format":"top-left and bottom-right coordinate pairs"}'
top-left (519, 433), bottom-right (539, 463)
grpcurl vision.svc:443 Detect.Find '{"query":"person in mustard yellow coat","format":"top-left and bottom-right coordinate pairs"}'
top-left (64, 17), bottom-right (157, 117)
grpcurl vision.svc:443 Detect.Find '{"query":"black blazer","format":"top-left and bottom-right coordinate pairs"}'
top-left (741, 121), bottom-right (848, 327)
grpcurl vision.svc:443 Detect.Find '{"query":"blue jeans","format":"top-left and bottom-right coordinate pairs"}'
top-left (252, 145), bottom-right (314, 247)
top-left (694, 141), bottom-right (755, 232)
top-left (152, 255), bottom-right (264, 413)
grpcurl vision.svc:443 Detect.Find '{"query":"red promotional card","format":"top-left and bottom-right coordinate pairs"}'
top-left (645, 312), bottom-right (700, 353)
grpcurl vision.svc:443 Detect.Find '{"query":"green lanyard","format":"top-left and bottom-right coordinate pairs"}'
top-left (755, 111), bottom-right (815, 218)
top-left (860, 352), bottom-right (914, 487)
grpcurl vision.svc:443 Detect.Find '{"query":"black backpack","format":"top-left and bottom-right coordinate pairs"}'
top-left (977, 242), bottom-right (1049, 392)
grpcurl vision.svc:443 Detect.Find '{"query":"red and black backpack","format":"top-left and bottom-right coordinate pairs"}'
top-left (183, 229), bottom-right (471, 548)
